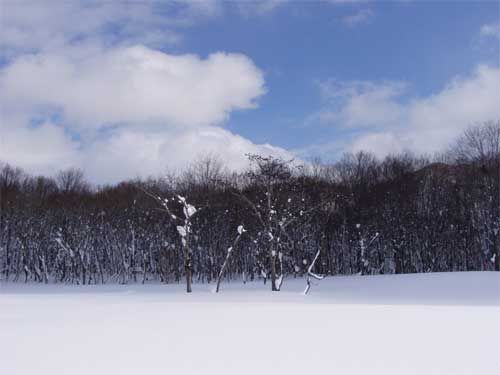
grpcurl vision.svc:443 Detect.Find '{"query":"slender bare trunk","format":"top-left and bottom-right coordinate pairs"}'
top-left (270, 249), bottom-right (277, 291)
top-left (185, 251), bottom-right (192, 293)
top-left (304, 248), bottom-right (324, 295)
top-left (216, 230), bottom-right (244, 293)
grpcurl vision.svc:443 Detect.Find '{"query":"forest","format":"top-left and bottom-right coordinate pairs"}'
top-left (0, 121), bottom-right (499, 291)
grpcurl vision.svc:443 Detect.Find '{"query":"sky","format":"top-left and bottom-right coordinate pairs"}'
top-left (0, 0), bottom-right (499, 184)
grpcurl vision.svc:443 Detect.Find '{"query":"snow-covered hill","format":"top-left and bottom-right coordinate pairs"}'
top-left (1, 272), bottom-right (499, 375)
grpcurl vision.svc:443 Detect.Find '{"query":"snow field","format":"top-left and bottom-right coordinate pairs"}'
top-left (1, 272), bottom-right (499, 375)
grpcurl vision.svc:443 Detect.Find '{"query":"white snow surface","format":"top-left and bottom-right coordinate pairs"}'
top-left (1, 271), bottom-right (499, 375)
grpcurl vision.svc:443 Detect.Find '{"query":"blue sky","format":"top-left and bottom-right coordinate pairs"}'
top-left (179, 1), bottom-right (499, 152)
top-left (0, 1), bottom-right (499, 182)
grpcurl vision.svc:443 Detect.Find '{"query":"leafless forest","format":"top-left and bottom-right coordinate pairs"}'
top-left (1, 122), bottom-right (499, 290)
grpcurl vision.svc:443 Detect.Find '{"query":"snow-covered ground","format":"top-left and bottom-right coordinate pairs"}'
top-left (1, 272), bottom-right (499, 375)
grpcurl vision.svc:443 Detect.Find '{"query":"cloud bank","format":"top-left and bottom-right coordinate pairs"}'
top-left (303, 65), bottom-right (500, 159)
top-left (0, 45), bottom-right (292, 183)
top-left (0, 1), bottom-right (295, 184)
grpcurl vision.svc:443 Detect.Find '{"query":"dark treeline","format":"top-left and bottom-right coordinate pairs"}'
top-left (1, 122), bottom-right (499, 290)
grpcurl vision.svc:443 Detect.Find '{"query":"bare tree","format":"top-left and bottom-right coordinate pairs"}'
top-left (188, 153), bottom-right (225, 189)
top-left (451, 121), bottom-right (500, 271)
top-left (56, 168), bottom-right (90, 194)
top-left (453, 121), bottom-right (500, 165)
top-left (216, 225), bottom-right (246, 293)
top-left (303, 248), bottom-right (324, 295)
top-left (142, 188), bottom-right (199, 292)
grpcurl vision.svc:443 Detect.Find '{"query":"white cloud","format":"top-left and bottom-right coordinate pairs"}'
top-left (328, 0), bottom-right (371, 3)
top-left (0, 44), bottom-right (294, 183)
top-left (0, 1), bottom-right (298, 183)
top-left (0, 117), bottom-right (293, 184)
top-left (480, 23), bottom-right (500, 40)
top-left (306, 65), bottom-right (500, 159)
top-left (0, 118), bottom-right (81, 176)
top-left (0, 1), bottom-right (221, 57)
top-left (342, 9), bottom-right (374, 27)
top-left (83, 126), bottom-right (291, 183)
top-left (317, 79), bottom-right (406, 128)
top-left (236, 0), bottom-right (288, 17)
top-left (0, 46), bottom-right (265, 129)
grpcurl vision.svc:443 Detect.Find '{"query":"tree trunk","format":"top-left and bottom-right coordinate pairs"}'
top-left (185, 254), bottom-right (192, 293)
top-left (494, 233), bottom-right (500, 271)
top-left (270, 251), bottom-right (277, 291)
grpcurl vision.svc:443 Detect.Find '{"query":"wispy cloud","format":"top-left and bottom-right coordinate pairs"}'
top-left (342, 9), bottom-right (374, 27)
top-left (328, 0), bottom-right (372, 4)
top-left (480, 22), bottom-right (500, 40)
top-left (0, 1), bottom-right (220, 56)
top-left (303, 65), bottom-right (500, 159)
top-left (305, 79), bottom-right (406, 130)
top-left (236, 0), bottom-right (289, 17)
